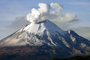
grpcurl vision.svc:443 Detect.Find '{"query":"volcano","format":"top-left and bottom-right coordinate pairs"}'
top-left (0, 20), bottom-right (90, 60)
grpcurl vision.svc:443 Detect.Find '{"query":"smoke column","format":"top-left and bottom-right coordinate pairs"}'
top-left (26, 3), bottom-right (76, 23)
top-left (26, 3), bottom-right (63, 23)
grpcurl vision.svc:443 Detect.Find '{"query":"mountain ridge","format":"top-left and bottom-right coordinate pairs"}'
top-left (0, 20), bottom-right (90, 60)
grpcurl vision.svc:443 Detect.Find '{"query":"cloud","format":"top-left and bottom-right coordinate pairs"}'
top-left (8, 16), bottom-right (29, 29)
top-left (0, 15), bottom-right (80, 40)
top-left (26, 3), bottom-right (80, 27)
top-left (26, 3), bottom-right (50, 23)
top-left (60, 13), bottom-right (76, 22)
top-left (0, 16), bottom-right (29, 40)
top-left (53, 19), bottom-right (80, 30)
top-left (50, 3), bottom-right (63, 12)
top-left (72, 27), bottom-right (90, 40)
top-left (26, 3), bottom-right (64, 23)
top-left (0, 3), bottom-right (81, 40)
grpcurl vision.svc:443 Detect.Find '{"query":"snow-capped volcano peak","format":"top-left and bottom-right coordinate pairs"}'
top-left (23, 20), bottom-right (65, 35)
top-left (0, 20), bottom-right (90, 49)
top-left (0, 20), bottom-right (66, 47)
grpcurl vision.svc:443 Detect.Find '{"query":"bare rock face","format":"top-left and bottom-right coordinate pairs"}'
top-left (0, 20), bottom-right (90, 60)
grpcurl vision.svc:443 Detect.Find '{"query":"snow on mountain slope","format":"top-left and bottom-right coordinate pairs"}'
top-left (0, 20), bottom-right (90, 49)
top-left (23, 20), bottom-right (65, 35)
top-left (0, 20), bottom-right (65, 47)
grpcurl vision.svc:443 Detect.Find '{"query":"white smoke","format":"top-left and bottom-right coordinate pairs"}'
top-left (60, 13), bottom-right (76, 22)
top-left (50, 3), bottom-right (63, 13)
top-left (26, 3), bottom-right (77, 23)
top-left (26, 3), bottom-right (63, 23)
top-left (27, 3), bottom-right (50, 23)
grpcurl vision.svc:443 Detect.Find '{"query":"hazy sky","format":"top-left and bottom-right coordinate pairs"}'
top-left (0, 0), bottom-right (90, 40)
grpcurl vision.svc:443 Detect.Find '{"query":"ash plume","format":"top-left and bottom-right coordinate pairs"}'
top-left (26, 3), bottom-right (63, 23)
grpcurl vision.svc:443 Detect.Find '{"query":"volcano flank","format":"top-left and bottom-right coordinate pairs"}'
top-left (0, 20), bottom-right (90, 60)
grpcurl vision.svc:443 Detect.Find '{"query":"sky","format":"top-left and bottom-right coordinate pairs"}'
top-left (0, 0), bottom-right (90, 40)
